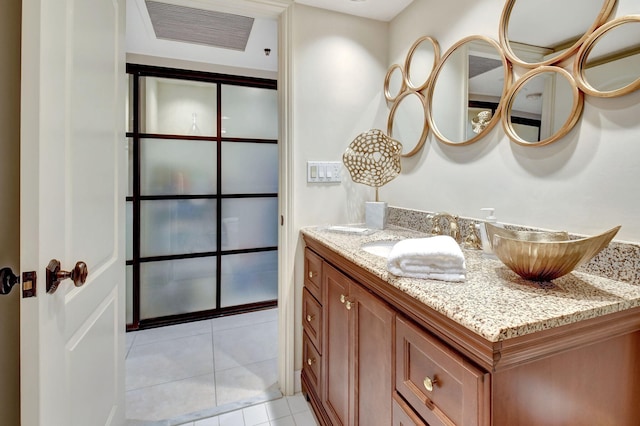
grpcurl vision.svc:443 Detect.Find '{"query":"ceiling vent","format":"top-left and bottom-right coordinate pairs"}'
top-left (468, 55), bottom-right (502, 79)
top-left (145, 1), bottom-right (254, 51)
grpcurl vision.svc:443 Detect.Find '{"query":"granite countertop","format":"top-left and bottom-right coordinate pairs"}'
top-left (302, 225), bottom-right (640, 343)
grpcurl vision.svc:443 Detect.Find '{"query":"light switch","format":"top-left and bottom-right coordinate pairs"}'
top-left (307, 161), bottom-right (342, 183)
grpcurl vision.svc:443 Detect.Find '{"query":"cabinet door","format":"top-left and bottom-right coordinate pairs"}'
top-left (322, 264), bottom-right (351, 426)
top-left (352, 283), bottom-right (394, 426)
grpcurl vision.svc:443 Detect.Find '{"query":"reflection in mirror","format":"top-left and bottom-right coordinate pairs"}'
top-left (404, 36), bottom-right (440, 92)
top-left (575, 16), bottom-right (640, 97)
top-left (427, 36), bottom-right (511, 146)
top-left (387, 90), bottom-right (428, 157)
top-left (499, 0), bottom-right (616, 68)
top-left (502, 67), bottom-right (583, 146)
top-left (384, 64), bottom-right (406, 103)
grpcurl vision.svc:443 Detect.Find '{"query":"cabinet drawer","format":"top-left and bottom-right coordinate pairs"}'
top-left (396, 316), bottom-right (489, 426)
top-left (303, 332), bottom-right (322, 391)
top-left (302, 288), bottom-right (322, 351)
top-left (304, 248), bottom-right (323, 301)
top-left (393, 392), bottom-right (427, 426)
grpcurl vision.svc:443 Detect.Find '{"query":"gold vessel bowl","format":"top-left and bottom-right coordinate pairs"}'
top-left (489, 224), bottom-right (621, 281)
top-left (485, 223), bottom-right (570, 248)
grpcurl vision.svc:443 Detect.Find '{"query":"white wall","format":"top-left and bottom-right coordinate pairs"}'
top-left (291, 4), bottom-right (389, 368)
top-left (384, 0), bottom-right (640, 242)
top-left (292, 4), bottom-right (389, 227)
top-left (0, 0), bottom-right (21, 424)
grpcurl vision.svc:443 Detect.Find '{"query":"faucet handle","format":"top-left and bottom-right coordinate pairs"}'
top-left (464, 222), bottom-right (482, 249)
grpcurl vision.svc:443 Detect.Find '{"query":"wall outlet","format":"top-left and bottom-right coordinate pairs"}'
top-left (307, 161), bottom-right (342, 183)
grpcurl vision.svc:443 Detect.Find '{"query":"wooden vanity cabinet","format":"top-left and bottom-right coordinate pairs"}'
top-left (303, 235), bottom-right (640, 426)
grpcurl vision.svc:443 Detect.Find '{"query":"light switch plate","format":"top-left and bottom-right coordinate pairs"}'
top-left (307, 161), bottom-right (342, 183)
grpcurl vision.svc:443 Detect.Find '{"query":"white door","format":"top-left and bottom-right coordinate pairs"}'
top-left (20, 0), bottom-right (126, 425)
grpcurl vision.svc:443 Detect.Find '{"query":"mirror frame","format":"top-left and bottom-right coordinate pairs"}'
top-left (426, 35), bottom-right (513, 146)
top-left (403, 36), bottom-right (441, 92)
top-left (387, 90), bottom-right (429, 157)
top-left (384, 64), bottom-right (407, 103)
top-left (499, 0), bottom-right (617, 69)
top-left (502, 66), bottom-right (584, 147)
top-left (574, 15), bottom-right (640, 98)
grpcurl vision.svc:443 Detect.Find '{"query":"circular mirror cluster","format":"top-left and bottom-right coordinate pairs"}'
top-left (384, 36), bottom-right (439, 157)
top-left (384, 0), bottom-right (640, 153)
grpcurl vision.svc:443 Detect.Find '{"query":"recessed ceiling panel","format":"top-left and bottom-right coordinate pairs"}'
top-left (145, 1), bottom-right (254, 50)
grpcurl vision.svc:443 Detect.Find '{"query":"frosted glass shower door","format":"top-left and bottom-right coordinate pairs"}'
top-left (126, 66), bottom-right (278, 328)
top-left (138, 138), bottom-right (218, 320)
top-left (220, 84), bottom-right (279, 308)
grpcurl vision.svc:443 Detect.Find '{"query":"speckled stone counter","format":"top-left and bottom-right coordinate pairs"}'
top-left (301, 225), bottom-right (640, 343)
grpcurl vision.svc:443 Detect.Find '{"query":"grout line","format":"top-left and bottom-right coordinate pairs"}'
top-left (126, 371), bottom-right (216, 393)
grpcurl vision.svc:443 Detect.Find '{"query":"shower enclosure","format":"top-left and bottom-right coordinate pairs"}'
top-left (126, 64), bottom-right (278, 330)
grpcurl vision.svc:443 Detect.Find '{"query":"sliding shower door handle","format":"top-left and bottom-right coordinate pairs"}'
top-left (0, 267), bottom-right (19, 295)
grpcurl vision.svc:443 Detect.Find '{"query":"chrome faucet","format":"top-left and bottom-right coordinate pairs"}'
top-left (429, 212), bottom-right (461, 243)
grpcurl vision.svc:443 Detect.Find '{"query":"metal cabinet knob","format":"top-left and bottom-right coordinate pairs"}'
top-left (308, 271), bottom-right (316, 279)
top-left (307, 357), bottom-right (315, 366)
top-left (345, 300), bottom-right (352, 310)
top-left (46, 259), bottom-right (88, 294)
top-left (423, 376), bottom-right (438, 392)
top-left (340, 294), bottom-right (346, 304)
top-left (306, 314), bottom-right (314, 322)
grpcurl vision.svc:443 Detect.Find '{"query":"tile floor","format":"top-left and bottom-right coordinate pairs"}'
top-left (177, 394), bottom-right (319, 426)
top-left (126, 308), bottom-right (291, 424)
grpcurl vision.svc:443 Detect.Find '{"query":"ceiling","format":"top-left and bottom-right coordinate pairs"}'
top-left (126, 0), bottom-right (414, 73)
top-left (296, 0), bottom-right (414, 22)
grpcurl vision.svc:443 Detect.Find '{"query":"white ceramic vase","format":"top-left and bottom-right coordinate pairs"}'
top-left (365, 201), bottom-right (388, 230)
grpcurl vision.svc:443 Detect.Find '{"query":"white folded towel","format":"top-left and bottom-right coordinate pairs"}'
top-left (387, 235), bottom-right (466, 282)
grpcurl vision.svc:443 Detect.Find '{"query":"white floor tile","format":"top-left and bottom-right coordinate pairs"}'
top-left (285, 394), bottom-right (308, 414)
top-left (217, 410), bottom-right (245, 426)
top-left (214, 358), bottom-right (278, 406)
top-left (264, 398), bottom-right (291, 421)
top-left (126, 373), bottom-right (216, 422)
top-left (292, 410), bottom-right (318, 426)
top-left (270, 416), bottom-right (295, 426)
top-left (213, 321), bottom-right (277, 371)
top-left (210, 308), bottom-right (277, 332)
top-left (126, 333), bottom-right (214, 390)
top-left (242, 403), bottom-right (269, 426)
top-left (126, 308), bottom-right (279, 422)
top-left (125, 332), bottom-right (136, 354)
top-left (132, 319), bottom-right (212, 346)
top-left (194, 416), bottom-right (220, 426)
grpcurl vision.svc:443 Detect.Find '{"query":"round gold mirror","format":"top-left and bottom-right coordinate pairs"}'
top-left (384, 64), bottom-right (406, 103)
top-left (403, 36), bottom-right (441, 92)
top-left (575, 15), bottom-right (640, 98)
top-left (502, 66), bottom-right (583, 146)
top-left (387, 90), bottom-right (428, 157)
top-left (499, 0), bottom-right (616, 68)
top-left (427, 35), bottom-right (512, 146)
